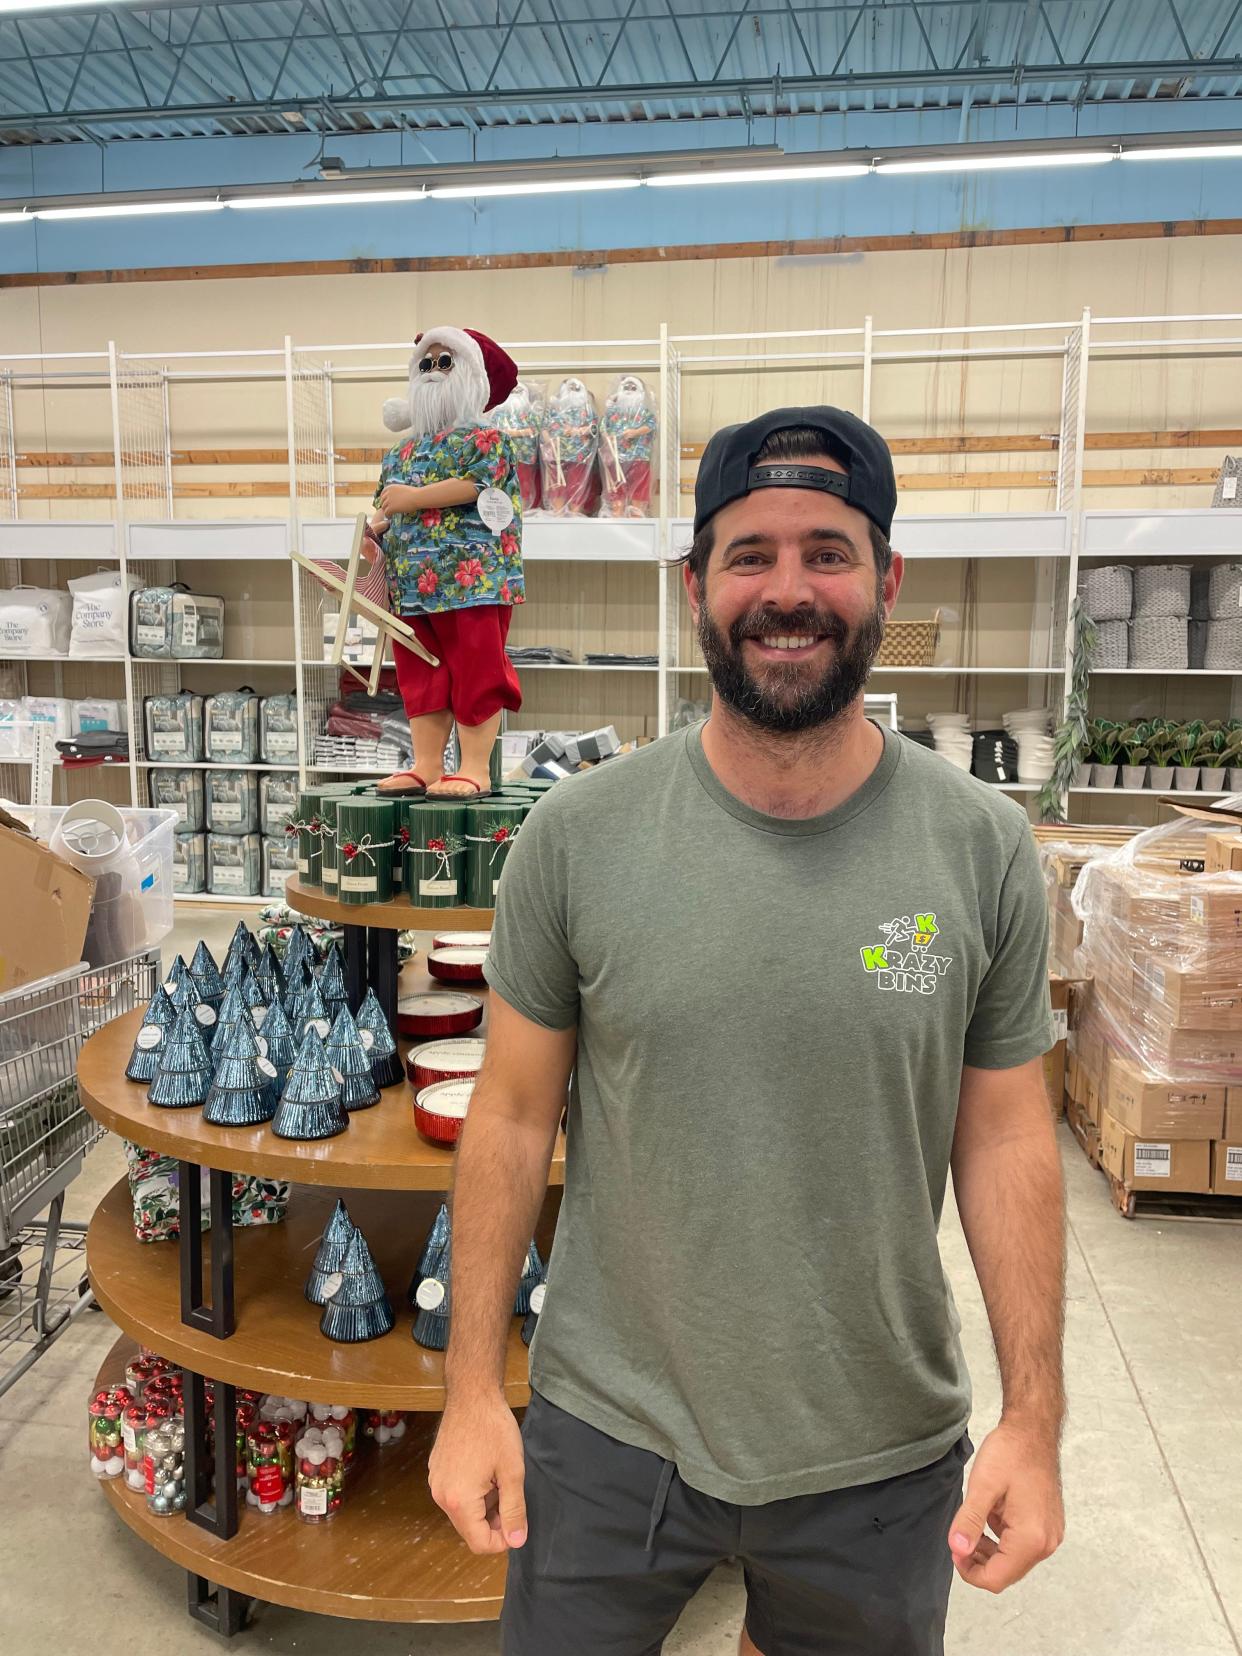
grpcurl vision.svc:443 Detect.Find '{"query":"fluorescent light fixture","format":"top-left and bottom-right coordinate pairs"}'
top-left (0, 211), bottom-right (31, 224)
top-left (228, 189), bottom-right (425, 209)
top-left (36, 200), bottom-right (225, 220)
top-left (429, 177), bottom-right (640, 199)
top-left (0, 1), bottom-right (98, 10)
top-left (877, 151), bottom-right (1114, 174)
top-left (647, 164), bottom-right (869, 187)
top-left (1120, 143), bottom-right (1242, 161)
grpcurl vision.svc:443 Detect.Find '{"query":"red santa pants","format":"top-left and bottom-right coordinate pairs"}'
top-left (392, 604), bottom-right (522, 727)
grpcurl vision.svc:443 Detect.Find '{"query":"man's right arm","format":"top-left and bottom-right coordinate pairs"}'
top-left (428, 991), bottom-right (576, 1555)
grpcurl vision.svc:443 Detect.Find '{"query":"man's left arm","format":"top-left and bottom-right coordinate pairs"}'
top-left (949, 1056), bottom-right (1066, 1593)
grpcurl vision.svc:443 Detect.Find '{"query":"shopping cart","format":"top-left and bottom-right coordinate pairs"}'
top-left (0, 951), bottom-right (159, 1398)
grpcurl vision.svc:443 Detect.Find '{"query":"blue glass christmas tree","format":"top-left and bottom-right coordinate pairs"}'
top-left (169, 969), bottom-right (217, 1049)
top-left (222, 919), bottom-right (258, 980)
top-left (514, 1241), bottom-right (545, 1316)
top-left (315, 943), bottom-right (349, 1024)
top-left (188, 940), bottom-right (225, 1011)
top-left (296, 978), bottom-right (332, 1041)
top-left (521, 1271), bottom-right (547, 1348)
top-left (162, 953), bottom-right (191, 997)
top-left (125, 984), bottom-right (178, 1083)
top-left (283, 923), bottom-right (314, 978)
top-left (304, 1198), bottom-right (356, 1304)
top-left (211, 982), bottom-right (251, 1063)
top-left (355, 987), bottom-right (402, 1089)
top-left (320, 1227), bottom-right (394, 1343)
top-left (325, 1007), bottom-right (379, 1111)
top-left (147, 1006), bottom-right (213, 1109)
top-left (256, 997), bottom-right (297, 1092)
top-left (412, 1230), bottom-right (452, 1351)
top-left (203, 1013), bottom-right (278, 1127)
top-left (406, 1203), bottom-right (450, 1307)
top-left (270, 1026), bottom-right (348, 1141)
top-left (252, 942), bottom-right (285, 1008)
top-left (282, 956), bottom-right (313, 1021)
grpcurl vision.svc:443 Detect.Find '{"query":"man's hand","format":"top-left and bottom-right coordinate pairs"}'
top-left (429, 1392), bottom-right (528, 1556)
top-left (948, 1421), bottom-right (1064, 1593)
top-left (378, 482), bottom-right (423, 516)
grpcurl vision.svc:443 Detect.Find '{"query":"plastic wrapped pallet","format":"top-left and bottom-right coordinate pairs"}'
top-left (262, 834), bottom-right (297, 898)
top-left (148, 767), bottom-right (205, 833)
top-left (260, 693), bottom-right (299, 763)
top-left (144, 693), bottom-right (204, 763)
top-left (172, 831), bottom-right (207, 895)
top-left (260, 771), bottom-right (298, 838)
top-left (0, 588), bottom-right (71, 656)
top-left (206, 768), bottom-right (259, 836)
top-left (67, 571), bottom-right (140, 658)
top-left (207, 831), bottom-right (261, 897)
top-left (205, 690), bottom-right (260, 763)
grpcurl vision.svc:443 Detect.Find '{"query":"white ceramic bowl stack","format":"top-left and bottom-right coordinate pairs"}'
top-left (1004, 708), bottom-right (1054, 783)
top-left (925, 713), bottom-right (973, 772)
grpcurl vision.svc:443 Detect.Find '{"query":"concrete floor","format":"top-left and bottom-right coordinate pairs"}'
top-left (2, 905), bottom-right (1240, 1655)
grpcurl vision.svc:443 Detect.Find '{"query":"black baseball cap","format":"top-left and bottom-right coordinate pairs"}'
top-left (693, 405), bottom-right (897, 539)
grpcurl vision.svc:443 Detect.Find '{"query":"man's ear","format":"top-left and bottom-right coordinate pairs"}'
top-left (682, 560), bottom-right (701, 623)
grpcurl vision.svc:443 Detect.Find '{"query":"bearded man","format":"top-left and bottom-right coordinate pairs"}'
top-left (369, 324), bottom-right (524, 801)
top-left (431, 406), bottom-right (1067, 1656)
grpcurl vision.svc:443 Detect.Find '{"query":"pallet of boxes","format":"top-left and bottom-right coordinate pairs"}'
top-left (1064, 803), bottom-right (1242, 1217)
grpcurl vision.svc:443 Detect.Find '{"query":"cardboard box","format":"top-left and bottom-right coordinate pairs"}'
top-left (1137, 1023), bottom-right (1242, 1072)
top-left (0, 820), bottom-right (93, 993)
top-left (1099, 1110), bottom-right (1213, 1194)
top-left (1206, 831), bottom-right (1242, 875)
top-left (1130, 956), bottom-right (1242, 1030)
top-left (1211, 1142), bottom-right (1242, 1195)
top-left (1227, 1091), bottom-right (1242, 1142)
top-left (1066, 1052), bottom-right (1080, 1105)
top-left (1107, 1056), bottom-right (1225, 1141)
top-left (1181, 885), bottom-right (1242, 949)
top-left (1082, 1071), bottom-right (1102, 1128)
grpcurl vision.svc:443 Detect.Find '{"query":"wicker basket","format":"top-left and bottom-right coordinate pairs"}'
top-left (1205, 618), bottom-right (1242, 670)
top-left (1129, 616), bottom-right (1188, 670)
top-left (876, 610), bottom-right (941, 668)
top-left (1078, 564), bottom-right (1132, 623)
top-left (1093, 621), bottom-right (1129, 670)
top-left (1208, 562), bottom-right (1242, 620)
top-left (1133, 563), bottom-right (1191, 619)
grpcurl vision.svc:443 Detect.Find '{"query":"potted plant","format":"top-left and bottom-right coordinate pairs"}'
top-left (1197, 726), bottom-right (1228, 793)
top-left (1224, 728), bottom-right (1242, 796)
top-left (1089, 719), bottom-right (1121, 789)
top-left (1173, 719), bottom-right (1205, 792)
top-left (1118, 722), bottom-right (1150, 791)
top-left (1145, 719), bottom-right (1178, 792)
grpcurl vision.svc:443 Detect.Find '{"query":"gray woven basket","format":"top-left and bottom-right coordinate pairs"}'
top-left (1093, 620), bottom-right (1129, 669)
top-left (1129, 616), bottom-right (1188, 670)
top-left (1211, 455), bottom-right (1242, 509)
top-left (1132, 563), bottom-right (1191, 619)
top-left (1189, 619), bottom-right (1208, 669)
top-left (1204, 618), bottom-right (1242, 670)
top-left (1207, 562), bottom-right (1242, 620)
top-left (1078, 564), bottom-right (1132, 623)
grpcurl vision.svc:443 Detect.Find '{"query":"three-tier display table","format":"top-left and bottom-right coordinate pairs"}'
top-left (79, 950), bottom-right (564, 1636)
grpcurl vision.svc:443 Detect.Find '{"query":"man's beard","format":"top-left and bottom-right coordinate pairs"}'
top-left (408, 359), bottom-right (488, 438)
top-left (696, 584), bottom-right (886, 735)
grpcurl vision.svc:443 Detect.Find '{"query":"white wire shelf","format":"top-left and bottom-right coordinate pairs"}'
top-left (1090, 668), bottom-right (1242, 676)
top-left (0, 654), bottom-right (127, 664)
top-left (174, 892), bottom-right (275, 906)
top-left (137, 760), bottom-right (300, 770)
top-left (510, 661), bottom-right (659, 672)
top-left (671, 664), bottom-right (1065, 675)
top-left (0, 655), bottom-right (294, 666)
top-left (1068, 786), bottom-right (1237, 796)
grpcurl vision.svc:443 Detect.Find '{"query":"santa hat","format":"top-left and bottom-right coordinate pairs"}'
top-left (382, 326), bottom-right (519, 433)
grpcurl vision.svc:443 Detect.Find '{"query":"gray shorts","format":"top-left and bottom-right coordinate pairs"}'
top-left (501, 1391), bottom-right (970, 1656)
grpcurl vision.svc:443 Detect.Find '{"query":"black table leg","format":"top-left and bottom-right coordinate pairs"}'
top-left (187, 1573), bottom-right (252, 1636)
top-left (184, 1369), bottom-right (239, 1540)
top-left (367, 926), bottom-right (399, 1030)
top-left (343, 924), bottom-right (367, 1013)
top-left (178, 1162), bottom-right (236, 1339)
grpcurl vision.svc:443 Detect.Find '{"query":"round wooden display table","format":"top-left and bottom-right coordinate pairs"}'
top-left (284, 876), bottom-right (493, 1032)
top-left (89, 1178), bottom-right (560, 1407)
top-left (80, 944), bottom-right (563, 1636)
top-left (94, 1336), bottom-right (508, 1624)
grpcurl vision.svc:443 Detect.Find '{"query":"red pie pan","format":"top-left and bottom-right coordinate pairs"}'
top-left (395, 992), bottom-right (483, 1039)
top-left (413, 1079), bottom-right (474, 1147)
top-left (427, 946), bottom-right (488, 985)
top-left (407, 1038), bottom-right (486, 1093)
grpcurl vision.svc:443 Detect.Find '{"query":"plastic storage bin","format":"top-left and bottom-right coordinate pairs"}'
top-left (3, 802), bottom-right (177, 964)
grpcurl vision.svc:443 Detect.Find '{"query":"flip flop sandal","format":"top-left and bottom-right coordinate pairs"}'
top-left (425, 773), bottom-right (493, 801)
top-left (376, 770), bottom-right (429, 798)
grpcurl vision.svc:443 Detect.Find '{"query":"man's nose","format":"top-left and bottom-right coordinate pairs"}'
top-left (760, 549), bottom-right (819, 611)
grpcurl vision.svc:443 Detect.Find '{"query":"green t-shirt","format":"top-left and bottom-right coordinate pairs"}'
top-left (484, 720), bottom-right (1052, 1504)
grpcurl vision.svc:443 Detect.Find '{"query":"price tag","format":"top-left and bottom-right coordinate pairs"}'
top-left (529, 1282), bottom-right (547, 1315)
top-left (319, 1272), bottom-right (343, 1300)
top-left (1224, 474), bottom-right (1238, 501)
top-left (416, 1278), bottom-right (446, 1311)
top-left (477, 486), bottom-right (515, 533)
top-left (310, 1018), bottom-right (331, 1039)
top-left (257, 1057), bottom-right (278, 1079)
top-left (359, 1028), bottom-right (375, 1050)
top-left (195, 1004), bottom-right (217, 1027)
top-left (136, 1026), bottom-right (163, 1051)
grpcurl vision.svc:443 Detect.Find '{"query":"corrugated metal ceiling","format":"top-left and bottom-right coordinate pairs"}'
top-left (0, 0), bottom-right (1239, 145)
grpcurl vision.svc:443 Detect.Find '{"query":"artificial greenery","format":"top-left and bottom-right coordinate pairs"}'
top-left (1088, 719), bottom-right (1122, 766)
top-left (1038, 599), bottom-right (1096, 823)
top-left (1145, 718), bottom-right (1181, 769)
top-left (1117, 722), bottom-right (1151, 767)
top-left (1172, 719), bottom-right (1205, 769)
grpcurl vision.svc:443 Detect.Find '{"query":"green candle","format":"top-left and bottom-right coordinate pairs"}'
top-left (463, 802), bottom-right (527, 908)
top-left (337, 799), bottom-right (398, 906)
top-left (404, 802), bottom-right (468, 909)
top-left (294, 790), bottom-right (324, 888)
top-left (319, 797), bottom-right (342, 898)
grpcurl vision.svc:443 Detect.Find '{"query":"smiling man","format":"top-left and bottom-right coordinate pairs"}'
top-left (430, 406), bottom-right (1067, 1656)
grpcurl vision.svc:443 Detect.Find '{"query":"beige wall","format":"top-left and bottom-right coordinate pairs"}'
top-left (2, 231), bottom-right (1241, 522)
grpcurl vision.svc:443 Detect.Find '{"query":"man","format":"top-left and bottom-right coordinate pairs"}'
top-left (430, 405), bottom-right (1067, 1656)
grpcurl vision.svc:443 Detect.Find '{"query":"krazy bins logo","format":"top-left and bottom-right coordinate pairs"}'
top-left (858, 912), bottom-right (954, 996)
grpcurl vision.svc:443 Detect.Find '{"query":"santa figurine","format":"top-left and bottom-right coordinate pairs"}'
top-left (599, 374), bottom-right (658, 519)
top-left (367, 325), bottom-right (525, 802)
top-left (539, 377), bottom-right (601, 516)
top-left (494, 380), bottom-right (545, 512)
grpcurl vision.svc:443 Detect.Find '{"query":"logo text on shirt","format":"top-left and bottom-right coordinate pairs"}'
top-left (859, 912), bottom-right (954, 996)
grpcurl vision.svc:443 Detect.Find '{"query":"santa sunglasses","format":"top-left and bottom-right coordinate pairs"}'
top-left (418, 351), bottom-right (454, 374)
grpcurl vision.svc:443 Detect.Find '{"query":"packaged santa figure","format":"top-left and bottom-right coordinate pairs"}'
top-left (368, 326), bottom-right (526, 803)
top-left (539, 377), bottom-right (601, 517)
top-left (494, 380), bottom-right (545, 512)
top-left (599, 374), bottom-right (658, 519)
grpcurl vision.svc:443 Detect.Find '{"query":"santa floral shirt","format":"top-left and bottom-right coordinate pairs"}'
top-left (374, 423), bottom-right (525, 616)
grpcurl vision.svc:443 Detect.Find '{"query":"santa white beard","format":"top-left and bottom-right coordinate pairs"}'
top-left (407, 358), bottom-right (489, 437)
top-left (611, 382), bottom-right (648, 413)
